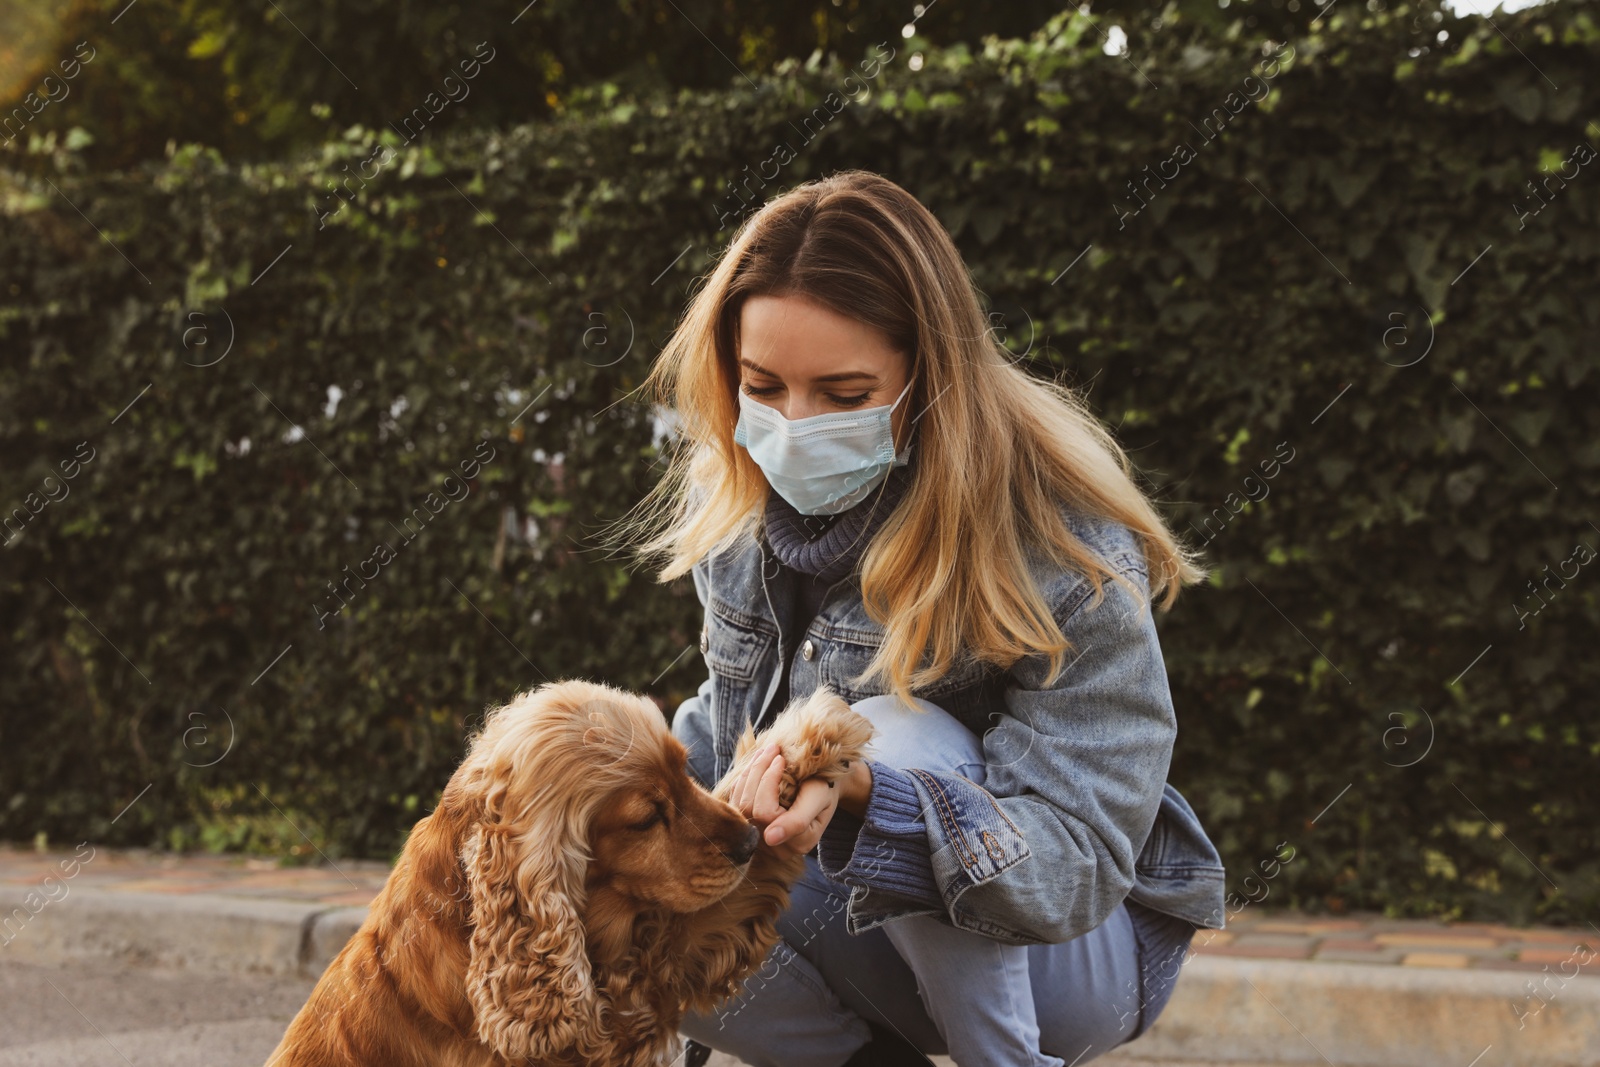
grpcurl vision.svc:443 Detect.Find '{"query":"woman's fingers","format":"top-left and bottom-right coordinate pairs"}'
top-left (747, 746), bottom-right (781, 815)
top-left (727, 743), bottom-right (839, 851)
top-left (733, 743), bottom-right (780, 818)
top-left (750, 749), bottom-right (788, 824)
top-left (766, 777), bottom-right (839, 851)
top-left (730, 748), bottom-right (759, 812)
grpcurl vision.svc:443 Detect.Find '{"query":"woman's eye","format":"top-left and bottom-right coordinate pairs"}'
top-left (827, 392), bottom-right (873, 408)
top-left (741, 382), bottom-right (872, 407)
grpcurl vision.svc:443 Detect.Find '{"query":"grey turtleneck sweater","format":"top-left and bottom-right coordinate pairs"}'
top-left (758, 463), bottom-right (914, 714)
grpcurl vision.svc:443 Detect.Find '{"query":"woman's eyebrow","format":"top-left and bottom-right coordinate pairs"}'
top-left (738, 356), bottom-right (880, 383)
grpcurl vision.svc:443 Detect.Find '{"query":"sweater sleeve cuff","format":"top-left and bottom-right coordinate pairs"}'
top-left (815, 761), bottom-right (942, 909)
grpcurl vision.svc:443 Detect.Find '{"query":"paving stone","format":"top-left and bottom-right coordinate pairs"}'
top-left (1195, 943), bottom-right (1315, 960)
top-left (1373, 932), bottom-right (1500, 949)
top-left (1312, 953), bottom-right (1401, 966)
top-left (1310, 948), bottom-right (1405, 964)
top-left (1400, 952), bottom-right (1472, 968)
top-left (1230, 934), bottom-right (1317, 949)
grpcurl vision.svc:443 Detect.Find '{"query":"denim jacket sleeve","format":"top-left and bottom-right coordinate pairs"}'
top-left (820, 552), bottom-right (1180, 946)
top-left (816, 761), bottom-right (945, 910)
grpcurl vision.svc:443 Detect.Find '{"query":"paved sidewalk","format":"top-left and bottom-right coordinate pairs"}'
top-left (0, 843), bottom-right (393, 909)
top-left (3, 844), bottom-right (1597, 1066)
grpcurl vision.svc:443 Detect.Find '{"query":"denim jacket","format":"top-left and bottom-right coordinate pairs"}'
top-left (672, 506), bottom-right (1228, 946)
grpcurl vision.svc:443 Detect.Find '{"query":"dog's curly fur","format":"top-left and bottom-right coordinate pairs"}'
top-left (265, 680), bottom-right (873, 1067)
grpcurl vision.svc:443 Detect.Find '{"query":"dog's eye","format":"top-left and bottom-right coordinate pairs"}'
top-left (628, 802), bottom-right (667, 832)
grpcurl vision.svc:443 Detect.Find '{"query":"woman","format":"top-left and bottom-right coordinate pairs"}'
top-left (622, 170), bottom-right (1227, 1066)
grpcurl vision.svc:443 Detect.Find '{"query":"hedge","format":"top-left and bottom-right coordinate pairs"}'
top-left (2, 0), bottom-right (1597, 925)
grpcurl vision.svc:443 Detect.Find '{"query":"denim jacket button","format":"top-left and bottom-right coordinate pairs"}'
top-left (699, 627), bottom-right (709, 654)
top-left (801, 639), bottom-right (816, 661)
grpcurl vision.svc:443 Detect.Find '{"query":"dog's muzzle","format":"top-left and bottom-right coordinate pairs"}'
top-left (723, 823), bottom-right (761, 866)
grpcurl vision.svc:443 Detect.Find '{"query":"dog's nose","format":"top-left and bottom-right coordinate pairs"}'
top-left (724, 822), bottom-right (761, 865)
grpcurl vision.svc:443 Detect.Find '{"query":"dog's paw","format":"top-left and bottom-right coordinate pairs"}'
top-left (739, 688), bottom-right (875, 805)
top-left (713, 688), bottom-right (875, 807)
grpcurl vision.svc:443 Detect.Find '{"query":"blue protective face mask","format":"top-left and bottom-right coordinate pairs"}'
top-left (733, 379), bottom-right (913, 516)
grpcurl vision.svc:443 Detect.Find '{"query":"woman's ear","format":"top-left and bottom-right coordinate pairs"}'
top-left (462, 819), bottom-right (605, 1060)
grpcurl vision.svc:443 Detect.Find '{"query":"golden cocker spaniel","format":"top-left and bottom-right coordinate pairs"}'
top-left (265, 679), bottom-right (874, 1067)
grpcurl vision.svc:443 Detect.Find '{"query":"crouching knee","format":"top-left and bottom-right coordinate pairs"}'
top-left (848, 694), bottom-right (986, 783)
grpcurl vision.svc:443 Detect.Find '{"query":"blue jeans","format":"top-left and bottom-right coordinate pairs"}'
top-left (676, 695), bottom-right (1151, 1067)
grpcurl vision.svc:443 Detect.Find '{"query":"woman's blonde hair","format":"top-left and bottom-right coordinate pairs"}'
top-left (622, 170), bottom-right (1207, 704)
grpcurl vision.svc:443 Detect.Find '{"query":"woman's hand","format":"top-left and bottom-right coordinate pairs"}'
top-left (725, 742), bottom-right (868, 856)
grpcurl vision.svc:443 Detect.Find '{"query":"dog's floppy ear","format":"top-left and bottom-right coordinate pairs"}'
top-left (462, 818), bottom-right (605, 1060)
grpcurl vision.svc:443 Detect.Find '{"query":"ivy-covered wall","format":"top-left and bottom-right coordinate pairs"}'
top-left (2, 0), bottom-right (1596, 924)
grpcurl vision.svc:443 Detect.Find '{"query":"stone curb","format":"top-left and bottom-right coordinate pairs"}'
top-left (302, 905), bottom-right (371, 976)
top-left (1129, 954), bottom-right (1599, 1066)
top-left (0, 886), bottom-right (366, 980)
top-left (5, 887), bottom-right (1596, 1065)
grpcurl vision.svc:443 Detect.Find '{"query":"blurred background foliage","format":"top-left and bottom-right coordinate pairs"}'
top-left (1, 0), bottom-right (1597, 926)
top-left (5, 0), bottom-right (1357, 169)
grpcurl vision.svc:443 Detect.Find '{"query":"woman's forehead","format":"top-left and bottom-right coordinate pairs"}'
top-left (738, 294), bottom-right (905, 381)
